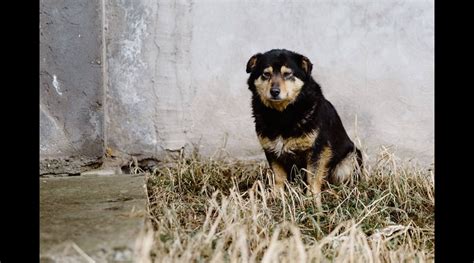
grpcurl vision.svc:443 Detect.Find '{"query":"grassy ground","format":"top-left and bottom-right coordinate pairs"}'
top-left (145, 149), bottom-right (434, 262)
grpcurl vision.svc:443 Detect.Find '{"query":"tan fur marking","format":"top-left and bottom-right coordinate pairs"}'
top-left (270, 162), bottom-right (287, 191)
top-left (266, 100), bottom-right (290, 112)
top-left (284, 77), bottom-right (304, 104)
top-left (307, 146), bottom-right (333, 209)
top-left (281, 66), bottom-right (292, 74)
top-left (301, 56), bottom-right (311, 74)
top-left (258, 130), bottom-right (319, 157)
top-left (247, 56), bottom-right (259, 72)
top-left (253, 77), bottom-right (274, 109)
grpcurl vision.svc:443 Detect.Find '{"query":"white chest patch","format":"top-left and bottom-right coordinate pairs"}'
top-left (272, 136), bottom-right (285, 156)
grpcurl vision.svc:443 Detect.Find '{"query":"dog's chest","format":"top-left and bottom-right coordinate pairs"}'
top-left (258, 130), bottom-right (318, 158)
top-left (269, 136), bottom-right (286, 157)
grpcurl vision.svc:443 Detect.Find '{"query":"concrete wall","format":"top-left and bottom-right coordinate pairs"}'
top-left (40, 0), bottom-right (104, 173)
top-left (104, 0), bottom-right (433, 164)
top-left (40, 0), bottom-right (434, 173)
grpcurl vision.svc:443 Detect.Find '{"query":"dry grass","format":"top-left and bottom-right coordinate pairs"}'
top-left (145, 148), bottom-right (434, 262)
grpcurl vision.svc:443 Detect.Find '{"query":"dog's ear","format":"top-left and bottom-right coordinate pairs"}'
top-left (300, 55), bottom-right (313, 76)
top-left (246, 53), bottom-right (262, 73)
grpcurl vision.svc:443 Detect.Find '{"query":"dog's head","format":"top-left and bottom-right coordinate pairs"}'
top-left (246, 49), bottom-right (313, 111)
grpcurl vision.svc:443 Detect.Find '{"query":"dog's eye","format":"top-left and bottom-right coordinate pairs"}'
top-left (282, 72), bottom-right (293, 79)
top-left (262, 72), bottom-right (271, 79)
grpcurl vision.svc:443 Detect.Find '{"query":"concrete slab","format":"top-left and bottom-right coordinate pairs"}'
top-left (40, 175), bottom-right (150, 262)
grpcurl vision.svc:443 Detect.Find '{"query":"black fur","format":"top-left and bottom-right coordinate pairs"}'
top-left (246, 49), bottom-right (362, 183)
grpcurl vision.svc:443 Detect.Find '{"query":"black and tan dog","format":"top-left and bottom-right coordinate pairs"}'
top-left (246, 49), bottom-right (362, 208)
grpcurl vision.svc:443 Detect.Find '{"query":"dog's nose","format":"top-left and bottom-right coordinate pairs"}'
top-left (270, 87), bottom-right (280, 97)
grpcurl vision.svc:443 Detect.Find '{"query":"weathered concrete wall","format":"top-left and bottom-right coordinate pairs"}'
top-left (105, 0), bottom-right (434, 164)
top-left (40, 0), bottom-right (104, 173)
top-left (40, 0), bottom-right (434, 172)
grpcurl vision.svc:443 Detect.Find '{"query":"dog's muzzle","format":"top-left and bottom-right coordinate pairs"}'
top-left (270, 86), bottom-right (280, 99)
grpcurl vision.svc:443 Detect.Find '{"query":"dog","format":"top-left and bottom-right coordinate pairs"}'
top-left (245, 49), bottom-right (362, 208)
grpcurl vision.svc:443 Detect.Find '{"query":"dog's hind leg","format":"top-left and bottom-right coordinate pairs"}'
top-left (307, 146), bottom-right (333, 210)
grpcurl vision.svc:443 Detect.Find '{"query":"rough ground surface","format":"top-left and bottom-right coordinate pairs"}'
top-left (40, 174), bottom-right (149, 262)
top-left (40, 157), bottom-right (102, 176)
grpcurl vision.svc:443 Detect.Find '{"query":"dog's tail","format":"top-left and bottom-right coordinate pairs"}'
top-left (330, 147), bottom-right (363, 185)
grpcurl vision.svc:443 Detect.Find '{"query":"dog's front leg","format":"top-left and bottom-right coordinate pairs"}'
top-left (270, 161), bottom-right (287, 194)
top-left (307, 146), bottom-right (333, 210)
